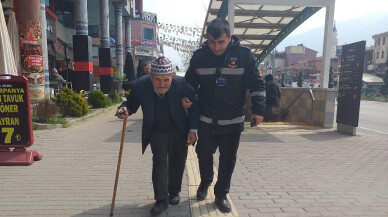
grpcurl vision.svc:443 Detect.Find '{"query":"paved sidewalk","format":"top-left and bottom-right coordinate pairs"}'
top-left (1, 108), bottom-right (388, 217)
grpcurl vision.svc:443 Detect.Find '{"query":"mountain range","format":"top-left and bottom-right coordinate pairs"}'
top-left (276, 11), bottom-right (388, 55)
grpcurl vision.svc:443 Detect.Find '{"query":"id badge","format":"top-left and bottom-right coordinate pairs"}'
top-left (216, 77), bottom-right (227, 87)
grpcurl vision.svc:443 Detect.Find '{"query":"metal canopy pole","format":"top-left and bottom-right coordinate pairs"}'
top-left (320, 0), bottom-right (335, 88)
top-left (228, 0), bottom-right (235, 34)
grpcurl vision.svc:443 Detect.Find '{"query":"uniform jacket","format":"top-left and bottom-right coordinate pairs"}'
top-left (120, 75), bottom-right (199, 154)
top-left (185, 35), bottom-right (266, 134)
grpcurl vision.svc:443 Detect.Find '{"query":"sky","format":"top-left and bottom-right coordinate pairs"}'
top-left (143, 0), bottom-right (388, 69)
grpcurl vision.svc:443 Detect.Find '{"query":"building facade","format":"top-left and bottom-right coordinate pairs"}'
top-left (284, 44), bottom-right (318, 66)
top-left (372, 31), bottom-right (388, 76)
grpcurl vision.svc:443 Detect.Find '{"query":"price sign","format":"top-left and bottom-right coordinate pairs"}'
top-left (0, 75), bottom-right (33, 147)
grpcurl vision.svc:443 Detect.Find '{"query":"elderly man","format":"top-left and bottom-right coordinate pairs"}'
top-left (116, 56), bottom-right (199, 215)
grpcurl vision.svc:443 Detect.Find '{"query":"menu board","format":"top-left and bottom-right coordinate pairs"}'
top-left (0, 75), bottom-right (34, 147)
top-left (336, 41), bottom-right (366, 127)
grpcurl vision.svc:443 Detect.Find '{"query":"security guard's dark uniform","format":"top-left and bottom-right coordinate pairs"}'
top-left (185, 35), bottom-right (266, 198)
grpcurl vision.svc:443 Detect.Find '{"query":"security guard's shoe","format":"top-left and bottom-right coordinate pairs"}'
top-left (150, 199), bottom-right (168, 215)
top-left (196, 183), bottom-right (210, 201)
top-left (168, 193), bottom-right (180, 205)
top-left (215, 196), bottom-right (231, 213)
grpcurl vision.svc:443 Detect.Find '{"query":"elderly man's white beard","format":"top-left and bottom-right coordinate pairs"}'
top-left (154, 87), bottom-right (170, 98)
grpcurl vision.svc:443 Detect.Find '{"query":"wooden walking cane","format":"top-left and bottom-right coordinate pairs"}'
top-left (110, 116), bottom-right (128, 216)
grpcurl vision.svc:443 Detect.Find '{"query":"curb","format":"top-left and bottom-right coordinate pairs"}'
top-left (33, 105), bottom-right (118, 130)
top-left (66, 106), bottom-right (117, 127)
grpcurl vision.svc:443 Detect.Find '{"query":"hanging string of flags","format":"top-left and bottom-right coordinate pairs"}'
top-left (158, 22), bottom-right (203, 38)
top-left (157, 22), bottom-right (203, 54)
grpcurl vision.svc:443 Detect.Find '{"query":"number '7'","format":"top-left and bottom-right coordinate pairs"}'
top-left (2, 128), bottom-right (14, 144)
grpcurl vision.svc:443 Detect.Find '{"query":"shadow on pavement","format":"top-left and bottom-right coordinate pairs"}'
top-left (300, 130), bottom-right (352, 141)
top-left (104, 120), bottom-right (143, 143)
top-left (71, 199), bottom-right (190, 217)
top-left (240, 132), bottom-right (284, 143)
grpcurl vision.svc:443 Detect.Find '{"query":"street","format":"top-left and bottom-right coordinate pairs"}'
top-left (359, 100), bottom-right (388, 134)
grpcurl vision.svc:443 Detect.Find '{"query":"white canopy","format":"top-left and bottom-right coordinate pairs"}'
top-left (0, 1), bottom-right (18, 76)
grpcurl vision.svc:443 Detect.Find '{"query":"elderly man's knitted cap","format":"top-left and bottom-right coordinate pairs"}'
top-left (151, 56), bottom-right (173, 75)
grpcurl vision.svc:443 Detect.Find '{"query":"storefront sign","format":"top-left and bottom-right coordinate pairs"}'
top-left (141, 39), bottom-right (157, 47)
top-left (0, 75), bottom-right (33, 147)
top-left (135, 46), bottom-right (154, 57)
top-left (141, 11), bottom-right (157, 24)
top-left (337, 41), bottom-right (366, 127)
top-left (131, 38), bottom-right (141, 45)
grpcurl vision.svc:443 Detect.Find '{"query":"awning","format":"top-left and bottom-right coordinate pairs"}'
top-left (201, 0), bottom-right (328, 63)
top-left (363, 73), bottom-right (384, 84)
top-left (0, 1), bottom-right (17, 75)
top-left (6, 11), bottom-right (21, 75)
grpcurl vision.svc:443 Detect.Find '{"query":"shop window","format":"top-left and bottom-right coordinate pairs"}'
top-left (110, 26), bottom-right (115, 40)
top-left (92, 46), bottom-right (99, 58)
top-left (88, 25), bottom-right (99, 38)
top-left (55, 0), bottom-right (74, 28)
top-left (144, 28), bottom-right (154, 41)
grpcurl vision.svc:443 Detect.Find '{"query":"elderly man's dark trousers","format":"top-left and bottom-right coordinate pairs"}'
top-left (149, 129), bottom-right (188, 201)
top-left (196, 130), bottom-right (241, 197)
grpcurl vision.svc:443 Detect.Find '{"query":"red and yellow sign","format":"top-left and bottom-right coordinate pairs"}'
top-left (0, 75), bottom-right (33, 147)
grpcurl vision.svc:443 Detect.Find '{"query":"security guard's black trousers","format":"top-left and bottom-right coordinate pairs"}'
top-left (196, 130), bottom-right (241, 197)
top-left (149, 129), bottom-right (188, 201)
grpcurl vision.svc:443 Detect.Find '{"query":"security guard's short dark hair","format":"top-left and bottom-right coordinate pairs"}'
top-left (206, 18), bottom-right (230, 39)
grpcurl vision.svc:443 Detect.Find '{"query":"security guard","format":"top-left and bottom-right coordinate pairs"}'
top-left (183, 18), bottom-right (266, 213)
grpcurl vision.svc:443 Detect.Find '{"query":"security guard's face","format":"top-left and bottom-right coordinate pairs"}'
top-left (150, 73), bottom-right (174, 94)
top-left (208, 33), bottom-right (232, 56)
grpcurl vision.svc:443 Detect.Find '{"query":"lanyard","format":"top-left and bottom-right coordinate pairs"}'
top-left (213, 52), bottom-right (229, 78)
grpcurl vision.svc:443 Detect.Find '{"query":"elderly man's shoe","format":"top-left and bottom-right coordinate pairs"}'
top-left (196, 183), bottom-right (210, 200)
top-left (150, 200), bottom-right (168, 215)
top-left (168, 193), bottom-right (180, 205)
top-left (215, 196), bottom-right (231, 213)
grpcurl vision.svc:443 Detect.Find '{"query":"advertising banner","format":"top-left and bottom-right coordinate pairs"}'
top-left (0, 75), bottom-right (33, 148)
top-left (19, 19), bottom-right (44, 101)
